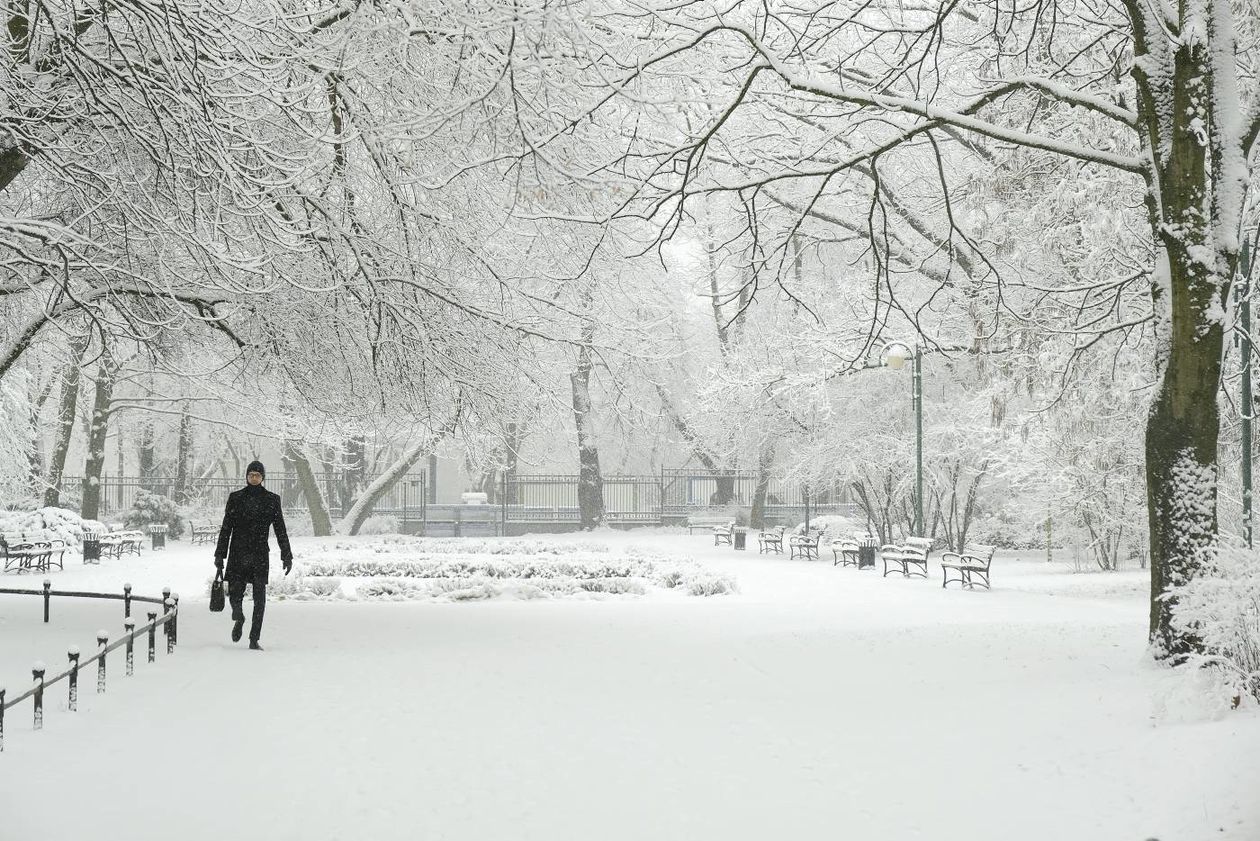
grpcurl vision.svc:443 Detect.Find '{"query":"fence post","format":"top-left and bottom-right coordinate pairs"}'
top-left (42, 579), bottom-right (50, 623)
top-left (96, 631), bottom-right (108, 693)
top-left (123, 583), bottom-right (132, 619)
top-left (161, 588), bottom-right (171, 634)
top-left (32, 663), bottom-right (44, 730)
top-left (170, 594), bottom-right (179, 650)
top-left (124, 622), bottom-right (135, 676)
top-left (165, 598), bottom-right (175, 654)
top-left (67, 647), bottom-right (80, 711)
top-left (147, 612), bottom-right (157, 663)
top-left (0, 687), bottom-right (5, 751)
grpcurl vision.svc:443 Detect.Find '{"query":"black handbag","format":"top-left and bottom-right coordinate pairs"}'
top-left (209, 571), bottom-right (226, 612)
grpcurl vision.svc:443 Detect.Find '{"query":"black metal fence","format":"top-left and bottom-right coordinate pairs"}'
top-left (502, 471), bottom-right (856, 530)
top-left (60, 472), bottom-right (427, 521)
top-left (55, 469), bottom-right (856, 534)
top-left (0, 584), bottom-right (179, 752)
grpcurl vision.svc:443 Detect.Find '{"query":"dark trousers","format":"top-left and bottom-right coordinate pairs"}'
top-left (228, 561), bottom-right (268, 642)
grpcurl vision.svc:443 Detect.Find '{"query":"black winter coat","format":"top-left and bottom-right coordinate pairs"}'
top-left (214, 485), bottom-right (293, 581)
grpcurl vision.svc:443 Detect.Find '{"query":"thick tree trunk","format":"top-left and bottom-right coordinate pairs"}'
top-left (1128, 8), bottom-right (1244, 657)
top-left (137, 418), bottom-right (157, 491)
top-left (44, 332), bottom-right (90, 508)
top-left (340, 436), bottom-right (366, 511)
top-left (174, 403), bottom-right (193, 504)
top-left (749, 443), bottom-right (775, 528)
top-left (287, 442), bottom-right (333, 537)
top-left (571, 343), bottom-right (605, 530)
top-left (80, 350), bottom-right (117, 521)
top-left (342, 433), bottom-right (447, 535)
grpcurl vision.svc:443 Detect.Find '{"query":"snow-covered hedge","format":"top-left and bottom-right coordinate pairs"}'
top-left (268, 539), bottom-right (737, 602)
top-left (0, 507), bottom-right (104, 546)
top-left (318, 536), bottom-right (611, 557)
top-left (300, 555), bottom-right (660, 581)
top-left (1170, 543), bottom-right (1260, 704)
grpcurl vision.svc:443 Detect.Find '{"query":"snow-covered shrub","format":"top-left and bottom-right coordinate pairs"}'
top-left (357, 514), bottom-right (400, 535)
top-left (269, 572), bottom-right (344, 600)
top-left (685, 574), bottom-right (739, 596)
top-left (0, 507), bottom-right (102, 546)
top-left (577, 577), bottom-right (647, 596)
top-left (1170, 542), bottom-right (1260, 704)
top-left (123, 490), bottom-right (185, 539)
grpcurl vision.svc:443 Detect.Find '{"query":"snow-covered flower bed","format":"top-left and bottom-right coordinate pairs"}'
top-left (0, 507), bottom-right (104, 546)
top-left (317, 536), bottom-right (613, 557)
top-left (267, 537), bottom-right (736, 602)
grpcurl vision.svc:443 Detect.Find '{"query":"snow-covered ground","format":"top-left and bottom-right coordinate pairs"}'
top-left (0, 531), bottom-right (1255, 841)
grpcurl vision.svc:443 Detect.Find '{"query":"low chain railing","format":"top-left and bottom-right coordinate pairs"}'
top-left (0, 582), bottom-right (179, 752)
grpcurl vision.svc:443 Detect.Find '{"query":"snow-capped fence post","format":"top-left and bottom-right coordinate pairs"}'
top-left (147, 612), bottom-right (157, 663)
top-left (124, 622), bottom-right (135, 676)
top-left (164, 597), bottom-right (175, 654)
top-left (169, 594), bottom-right (179, 650)
top-left (67, 647), bottom-right (79, 712)
top-left (123, 583), bottom-right (132, 619)
top-left (96, 632), bottom-right (108, 693)
top-left (32, 665), bottom-right (44, 730)
top-left (42, 579), bottom-right (50, 623)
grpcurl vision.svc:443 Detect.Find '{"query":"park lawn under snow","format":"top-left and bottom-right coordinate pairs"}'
top-left (0, 530), bottom-right (1256, 841)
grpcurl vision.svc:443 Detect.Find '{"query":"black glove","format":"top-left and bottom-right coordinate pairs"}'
top-left (282, 557), bottom-right (293, 575)
top-left (214, 557), bottom-right (224, 572)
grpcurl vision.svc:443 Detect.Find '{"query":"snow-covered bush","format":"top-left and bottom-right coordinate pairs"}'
top-left (686, 574), bottom-right (739, 596)
top-left (1170, 542), bottom-right (1260, 704)
top-left (272, 539), bottom-right (737, 601)
top-left (0, 507), bottom-right (103, 546)
top-left (123, 490), bottom-right (185, 539)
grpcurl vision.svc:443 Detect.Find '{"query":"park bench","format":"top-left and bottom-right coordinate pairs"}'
top-left (831, 532), bottom-right (874, 567)
top-left (789, 527), bottom-right (828, 561)
top-left (757, 525), bottom-right (786, 554)
top-left (940, 544), bottom-right (996, 590)
top-left (99, 529), bottom-right (145, 560)
top-left (686, 514), bottom-right (734, 535)
top-left (1, 532), bottom-right (67, 574)
top-left (712, 520), bottom-right (737, 547)
top-left (881, 536), bottom-right (932, 579)
top-left (189, 521), bottom-right (219, 545)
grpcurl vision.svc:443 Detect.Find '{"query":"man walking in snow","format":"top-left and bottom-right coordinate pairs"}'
top-left (214, 460), bottom-right (293, 650)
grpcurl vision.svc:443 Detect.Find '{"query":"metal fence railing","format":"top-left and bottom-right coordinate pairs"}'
top-left (0, 583), bottom-right (179, 751)
top-left (50, 469), bottom-right (856, 534)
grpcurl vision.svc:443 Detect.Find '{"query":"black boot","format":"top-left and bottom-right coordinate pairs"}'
top-left (231, 618), bottom-right (244, 643)
top-left (249, 640), bottom-right (264, 651)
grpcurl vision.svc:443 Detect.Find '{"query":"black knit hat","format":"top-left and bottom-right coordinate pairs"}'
top-left (246, 460), bottom-right (266, 480)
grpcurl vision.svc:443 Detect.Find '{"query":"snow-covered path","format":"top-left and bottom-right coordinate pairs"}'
top-left (0, 533), bottom-right (1255, 840)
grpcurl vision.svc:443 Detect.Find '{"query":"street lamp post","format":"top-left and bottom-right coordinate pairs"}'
top-left (883, 342), bottom-right (924, 537)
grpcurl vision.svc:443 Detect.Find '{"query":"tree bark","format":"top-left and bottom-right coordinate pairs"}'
top-left (341, 411), bottom-right (460, 535)
top-left (80, 348), bottom-right (117, 521)
top-left (571, 335), bottom-right (605, 531)
top-left (137, 417), bottom-right (157, 491)
top-left (287, 441), bottom-right (333, 537)
top-left (749, 443), bottom-right (775, 528)
top-left (43, 332), bottom-right (90, 508)
top-left (1125, 6), bottom-right (1243, 657)
top-left (174, 403), bottom-right (193, 504)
